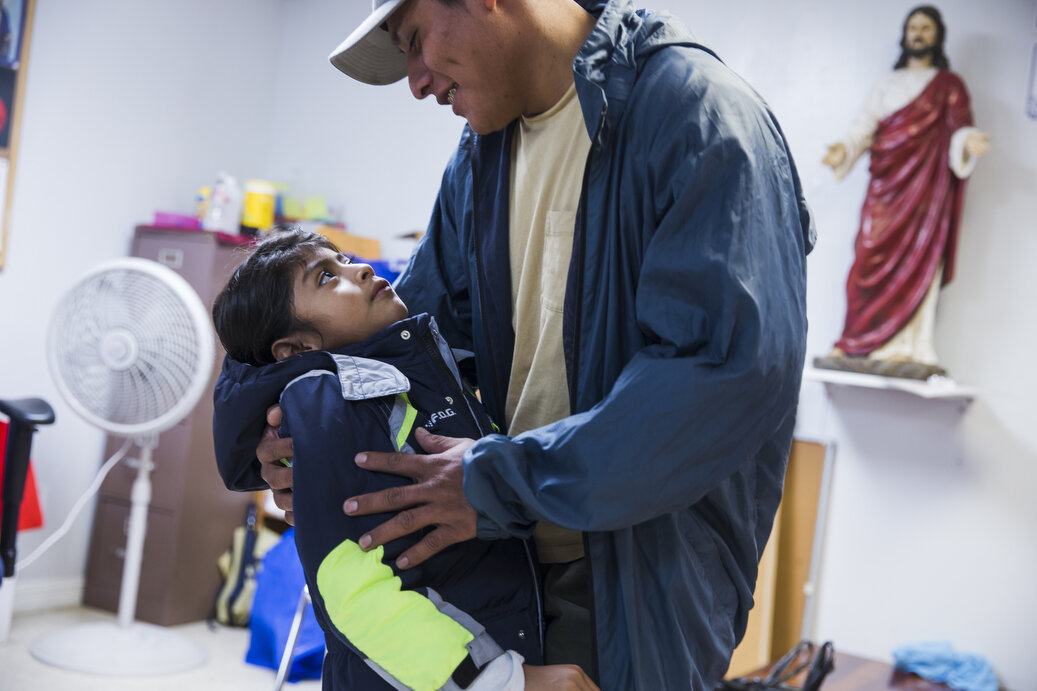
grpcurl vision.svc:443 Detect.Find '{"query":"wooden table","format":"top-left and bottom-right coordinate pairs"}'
top-left (742, 651), bottom-right (954, 691)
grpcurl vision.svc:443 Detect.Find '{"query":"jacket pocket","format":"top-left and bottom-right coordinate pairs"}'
top-left (541, 210), bottom-right (576, 313)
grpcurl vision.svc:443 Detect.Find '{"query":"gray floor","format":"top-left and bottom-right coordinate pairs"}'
top-left (0, 606), bottom-right (323, 691)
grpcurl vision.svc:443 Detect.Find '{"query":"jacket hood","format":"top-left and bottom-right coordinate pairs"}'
top-left (573, 0), bottom-right (715, 142)
top-left (574, 0), bottom-right (814, 256)
top-left (213, 313), bottom-right (436, 490)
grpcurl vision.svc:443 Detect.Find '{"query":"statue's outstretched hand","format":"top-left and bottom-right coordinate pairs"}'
top-left (822, 142), bottom-right (847, 170)
top-left (964, 131), bottom-right (992, 162)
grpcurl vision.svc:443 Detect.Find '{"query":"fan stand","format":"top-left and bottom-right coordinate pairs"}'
top-left (29, 437), bottom-right (207, 675)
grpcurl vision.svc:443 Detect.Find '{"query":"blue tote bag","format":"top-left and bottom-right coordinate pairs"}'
top-left (245, 528), bottom-right (326, 682)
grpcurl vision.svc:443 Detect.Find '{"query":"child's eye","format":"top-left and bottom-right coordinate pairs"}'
top-left (318, 269), bottom-right (335, 286)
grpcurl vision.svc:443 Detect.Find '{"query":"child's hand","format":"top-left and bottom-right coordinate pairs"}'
top-left (258, 404), bottom-right (295, 524)
top-left (524, 664), bottom-right (599, 690)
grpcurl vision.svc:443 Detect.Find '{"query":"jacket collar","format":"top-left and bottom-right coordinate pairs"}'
top-left (219, 313), bottom-right (433, 387)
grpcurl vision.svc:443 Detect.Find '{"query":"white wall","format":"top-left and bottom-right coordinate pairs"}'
top-left (0, 0), bottom-right (282, 606)
top-left (265, 1), bottom-right (464, 240)
top-left (673, 2), bottom-right (1036, 689)
top-left (2, 1), bottom-right (1035, 689)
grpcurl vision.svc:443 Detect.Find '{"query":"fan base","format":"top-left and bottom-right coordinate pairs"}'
top-left (30, 620), bottom-right (207, 675)
top-left (0, 576), bottom-right (16, 643)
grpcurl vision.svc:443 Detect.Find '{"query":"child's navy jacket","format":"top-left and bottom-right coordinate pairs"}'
top-left (213, 313), bottom-right (542, 690)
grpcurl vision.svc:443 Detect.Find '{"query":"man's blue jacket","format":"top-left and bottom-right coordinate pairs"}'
top-left (392, 1), bottom-right (816, 689)
top-left (213, 315), bottom-right (542, 689)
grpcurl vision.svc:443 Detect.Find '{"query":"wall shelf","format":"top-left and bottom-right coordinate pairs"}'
top-left (803, 366), bottom-right (976, 403)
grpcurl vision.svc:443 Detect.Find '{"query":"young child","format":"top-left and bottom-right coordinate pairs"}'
top-left (211, 228), bottom-right (542, 690)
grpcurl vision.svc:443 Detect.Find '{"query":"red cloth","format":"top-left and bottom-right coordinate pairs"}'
top-left (835, 70), bottom-right (973, 356)
top-left (0, 420), bottom-right (45, 531)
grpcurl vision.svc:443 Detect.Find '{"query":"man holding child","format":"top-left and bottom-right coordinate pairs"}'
top-left (219, 1), bottom-right (815, 689)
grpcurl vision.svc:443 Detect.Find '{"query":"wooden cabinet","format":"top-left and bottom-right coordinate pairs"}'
top-left (726, 439), bottom-right (834, 677)
top-left (81, 226), bottom-right (254, 626)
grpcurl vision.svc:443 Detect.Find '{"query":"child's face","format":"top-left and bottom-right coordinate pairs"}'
top-left (290, 247), bottom-right (408, 351)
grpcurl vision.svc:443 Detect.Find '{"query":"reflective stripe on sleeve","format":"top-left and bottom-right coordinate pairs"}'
top-left (316, 540), bottom-right (474, 691)
top-left (391, 393), bottom-right (419, 452)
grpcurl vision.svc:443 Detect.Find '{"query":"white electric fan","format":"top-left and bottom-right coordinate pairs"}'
top-left (29, 257), bottom-right (214, 675)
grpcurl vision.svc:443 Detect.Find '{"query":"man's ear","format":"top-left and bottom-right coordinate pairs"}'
top-left (271, 331), bottom-right (321, 362)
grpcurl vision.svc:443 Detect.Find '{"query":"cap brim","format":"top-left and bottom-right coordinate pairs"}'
top-left (329, 0), bottom-right (408, 85)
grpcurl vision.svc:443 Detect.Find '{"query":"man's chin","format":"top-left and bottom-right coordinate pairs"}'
top-left (466, 120), bottom-right (497, 136)
top-left (463, 113), bottom-right (513, 137)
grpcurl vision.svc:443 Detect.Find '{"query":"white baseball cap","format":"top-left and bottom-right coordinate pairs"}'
top-left (329, 0), bottom-right (410, 85)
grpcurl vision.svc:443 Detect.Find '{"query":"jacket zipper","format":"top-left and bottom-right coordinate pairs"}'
top-left (426, 322), bottom-right (545, 655)
top-left (421, 326), bottom-right (490, 437)
top-left (522, 540), bottom-right (546, 654)
top-left (567, 158), bottom-right (593, 413)
top-left (569, 102), bottom-right (607, 685)
top-left (470, 151), bottom-right (506, 433)
top-left (567, 104), bottom-right (605, 413)
top-left (573, 172), bottom-right (601, 683)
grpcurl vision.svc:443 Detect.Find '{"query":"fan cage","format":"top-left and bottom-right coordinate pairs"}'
top-left (47, 258), bottom-right (215, 437)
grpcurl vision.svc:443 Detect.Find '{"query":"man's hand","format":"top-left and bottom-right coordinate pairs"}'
top-left (524, 664), bottom-right (599, 690)
top-left (345, 427), bottom-right (477, 569)
top-left (258, 404), bottom-right (295, 525)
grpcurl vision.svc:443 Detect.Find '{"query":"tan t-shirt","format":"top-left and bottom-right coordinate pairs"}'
top-left (507, 83), bottom-right (591, 564)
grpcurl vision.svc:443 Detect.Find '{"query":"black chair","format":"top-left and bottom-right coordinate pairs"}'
top-left (1, 397), bottom-right (55, 587)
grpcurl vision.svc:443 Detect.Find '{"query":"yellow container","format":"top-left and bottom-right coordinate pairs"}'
top-left (241, 180), bottom-right (277, 230)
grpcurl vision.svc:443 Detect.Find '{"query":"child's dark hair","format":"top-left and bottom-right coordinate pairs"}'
top-left (212, 226), bottom-right (341, 366)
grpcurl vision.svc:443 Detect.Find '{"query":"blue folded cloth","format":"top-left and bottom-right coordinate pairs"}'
top-left (893, 641), bottom-right (998, 691)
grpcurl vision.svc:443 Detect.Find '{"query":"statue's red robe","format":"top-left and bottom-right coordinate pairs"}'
top-left (836, 70), bottom-right (973, 356)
